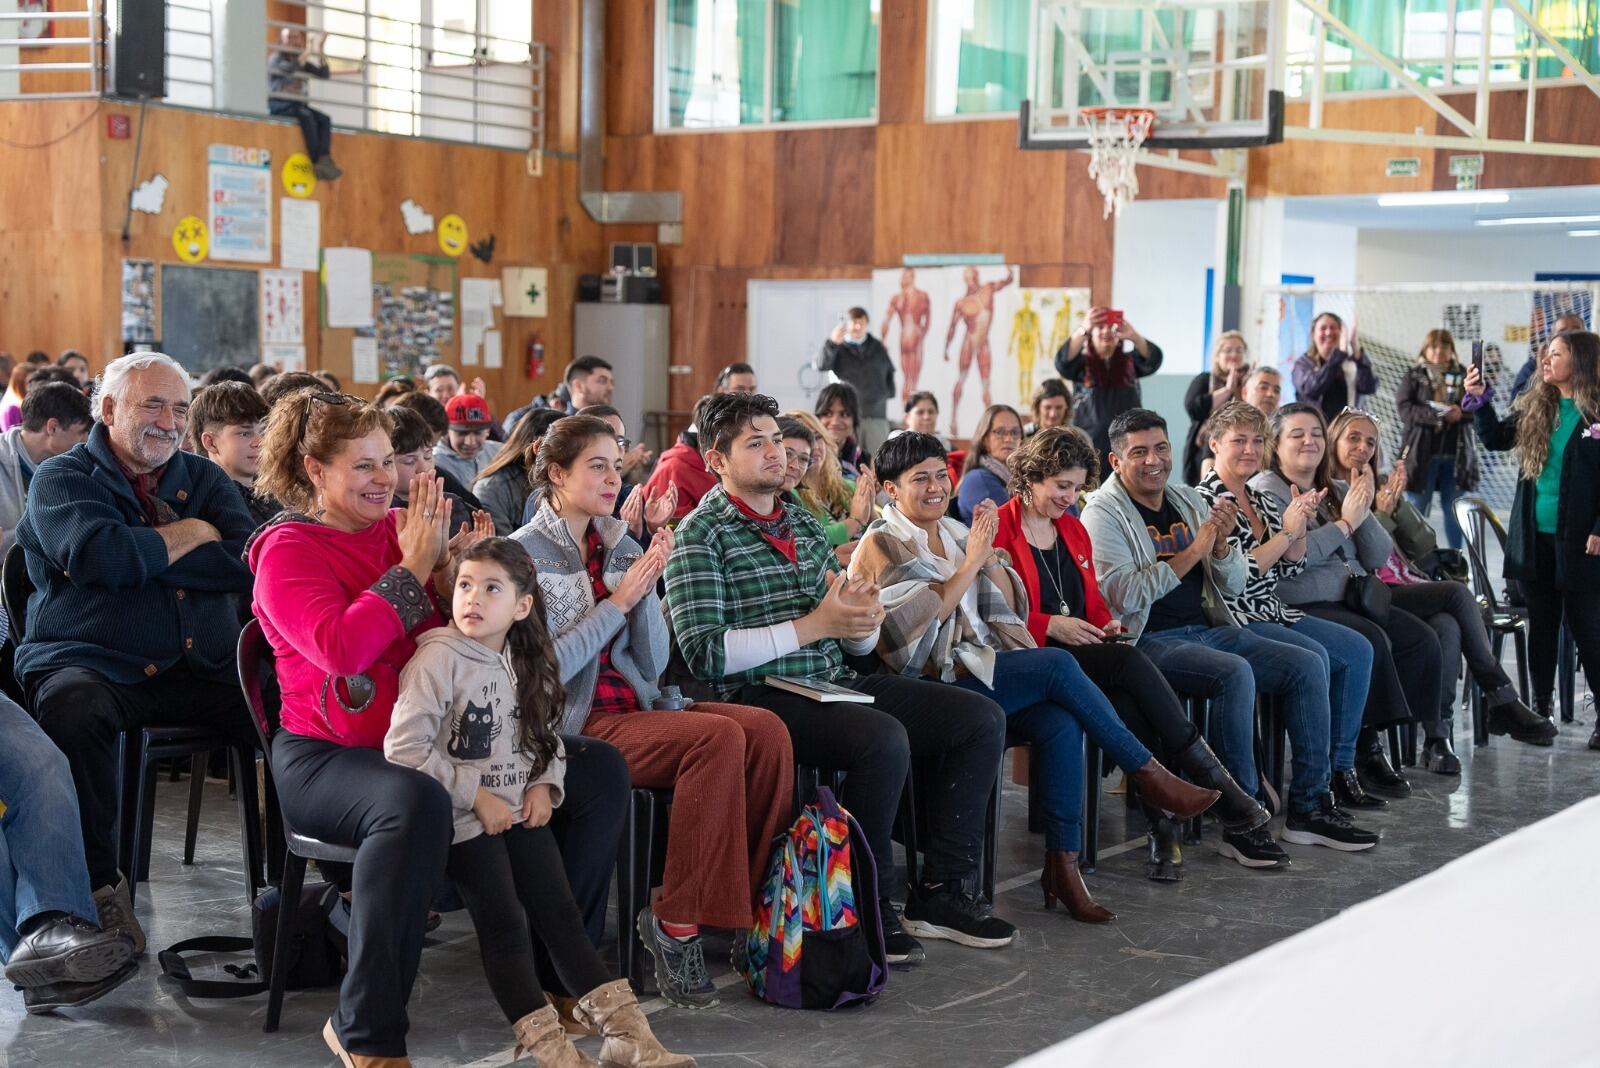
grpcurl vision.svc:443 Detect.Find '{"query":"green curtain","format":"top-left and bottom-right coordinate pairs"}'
top-left (772, 0), bottom-right (878, 122)
top-left (1324, 0), bottom-right (1408, 92)
top-left (1522, 0), bottom-right (1600, 80)
top-left (664, 0), bottom-right (697, 126)
top-left (953, 0), bottom-right (1029, 114)
top-left (737, 0), bottom-right (766, 124)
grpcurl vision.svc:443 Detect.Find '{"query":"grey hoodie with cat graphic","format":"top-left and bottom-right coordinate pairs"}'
top-left (385, 624), bottom-right (565, 844)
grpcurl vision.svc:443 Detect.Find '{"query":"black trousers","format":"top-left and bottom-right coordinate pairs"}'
top-left (448, 826), bottom-right (614, 1023)
top-left (27, 664), bottom-right (255, 889)
top-left (535, 735), bottom-right (628, 996)
top-left (270, 99), bottom-right (332, 160)
top-left (1522, 533), bottom-right (1600, 701)
top-left (1389, 580), bottom-right (1513, 726)
top-left (734, 673), bottom-right (1005, 891)
top-left (1302, 603), bottom-right (1441, 735)
top-left (1053, 639), bottom-right (1197, 757)
top-left (271, 733), bottom-right (453, 1059)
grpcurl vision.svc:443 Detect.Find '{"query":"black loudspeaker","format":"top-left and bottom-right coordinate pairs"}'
top-left (112, 0), bottom-right (167, 99)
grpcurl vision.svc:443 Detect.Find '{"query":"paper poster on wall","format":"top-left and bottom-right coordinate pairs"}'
top-left (324, 247), bottom-right (374, 327)
top-left (206, 144), bottom-right (273, 263)
top-left (503, 267), bottom-right (548, 317)
top-left (130, 174), bottom-right (168, 214)
top-left (263, 344), bottom-right (306, 372)
top-left (482, 329), bottom-right (502, 370)
top-left (459, 277), bottom-right (503, 366)
top-left (121, 259), bottom-right (157, 343)
top-left (870, 266), bottom-right (1087, 439)
top-left (280, 197), bottom-right (320, 272)
top-left (363, 253), bottom-right (456, 379)
top-left (351, 333), bottom-right (379, 384)
top-left (260, 270), bottom-right (304, 344)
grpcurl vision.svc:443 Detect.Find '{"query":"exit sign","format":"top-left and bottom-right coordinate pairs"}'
top-left (1386, 157), bottom-right (1421, 178)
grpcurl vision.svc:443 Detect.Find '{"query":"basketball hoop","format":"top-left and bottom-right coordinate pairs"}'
top-left (1080, 107), bottom-right (1156, 218)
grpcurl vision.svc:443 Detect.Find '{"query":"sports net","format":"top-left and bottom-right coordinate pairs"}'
top-left (1081, 107), bottom-right (1155, 218)
top-left (1255, 281), bottom-right (1600, 520)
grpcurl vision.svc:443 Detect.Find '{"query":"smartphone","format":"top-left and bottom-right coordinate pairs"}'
top-left (1471, 339), bottom-right (1484, 374)
top-left (1102, 631), bottom-right (1133, 643)
top-left (1103, 309), bottom-right (1125, 327)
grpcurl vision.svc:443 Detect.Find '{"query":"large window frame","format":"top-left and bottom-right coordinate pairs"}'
top-left (652, 0), bottom-right (882, 135)
top-left (924, 0), bottom-right (1031, 123)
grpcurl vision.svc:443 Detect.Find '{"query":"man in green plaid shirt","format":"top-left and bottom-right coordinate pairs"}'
top-left (664, 393), bottom-right (1016, 963)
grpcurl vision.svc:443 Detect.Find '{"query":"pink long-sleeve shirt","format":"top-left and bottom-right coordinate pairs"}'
top-left (248, 512), bottom-right (443, 748)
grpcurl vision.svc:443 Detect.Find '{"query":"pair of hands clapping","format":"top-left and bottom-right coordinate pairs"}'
top-left (609, 528), bottom-right (675, 612)
top-left (396, 474), bottom-right (494, 584)
top-left (619, 483), bottom-right (678, 540)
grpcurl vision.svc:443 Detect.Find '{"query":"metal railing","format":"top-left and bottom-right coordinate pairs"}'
top-left (269, 0), bottom-right (542, 151)
top-left (0, 1), bottom-right (101, 100)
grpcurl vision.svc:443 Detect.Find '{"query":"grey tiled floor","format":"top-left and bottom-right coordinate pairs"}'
top-left (4, 689), bottom-right (1596, 1068)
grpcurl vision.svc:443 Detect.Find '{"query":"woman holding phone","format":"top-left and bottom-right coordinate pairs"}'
top-left (1054, 307), bottom-right (1163, 466)
top-left (1465, 328), bottom-right (1600, 750)
top-left (1395, 328), bottom-right (1477, 549)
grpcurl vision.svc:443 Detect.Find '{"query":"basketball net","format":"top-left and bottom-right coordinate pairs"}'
top-left (1081, 107), bottom-right (1155, 218)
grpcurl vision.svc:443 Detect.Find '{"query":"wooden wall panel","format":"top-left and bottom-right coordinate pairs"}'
top-left (877, 0), bottom-right (927, 126)
top-left (1246, 97), bottom-right (1442, 197)
top-left (772, 126), bottom-right (876, 267)
top-left (605, 0), bottom-right (655, 137)
top-left (1436, 85), bottom-right (1600, 190)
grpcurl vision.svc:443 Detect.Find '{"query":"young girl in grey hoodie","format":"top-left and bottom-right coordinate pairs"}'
top-left (384, 537), bottom-right (693, 1068)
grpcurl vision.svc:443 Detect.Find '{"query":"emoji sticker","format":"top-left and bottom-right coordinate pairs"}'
top-left (437, 213), bottom-right (468, 257)
top-left (282, 153), bottom-right (317, 198)
top-left (172, 215), bottom-right (209, 263)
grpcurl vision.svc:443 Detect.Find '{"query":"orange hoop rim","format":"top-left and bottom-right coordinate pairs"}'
top-left (1078, 106), bottom-right (1157, 135)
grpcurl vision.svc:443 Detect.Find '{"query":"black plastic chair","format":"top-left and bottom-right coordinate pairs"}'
top-left (1453, 496), bottom-right (1534, 745)
top-left (237, 618), bottom-right (353, 1033)
top-left (3, 543), bottom-right (260, 905)
top-left (615, 786), bottom-right (672, 994)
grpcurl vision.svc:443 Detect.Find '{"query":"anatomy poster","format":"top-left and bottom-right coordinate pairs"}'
top-left (872, 266), bottom-right (1088, 439)
top-left (260, 269), bottom-right (304, 344)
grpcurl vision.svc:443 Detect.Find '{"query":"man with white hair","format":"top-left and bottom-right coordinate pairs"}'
top-left (14, 353), bottom-right (255, 954)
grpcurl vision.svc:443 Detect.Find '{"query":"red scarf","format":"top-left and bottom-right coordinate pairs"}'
top-left (119, 462), bottom-right (178, 527)
top-left (728, 493), bottom-right (797, 563)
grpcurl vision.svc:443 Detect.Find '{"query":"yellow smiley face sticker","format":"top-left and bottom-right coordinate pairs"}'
top-left (437, 213), bottom-right (468, 257)
top-left (282, 152), bottom-right (317, 198)
top-left (172, 215), bottom-right (209, 263)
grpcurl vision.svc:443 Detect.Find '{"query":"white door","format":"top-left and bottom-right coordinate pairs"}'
top-left (747, 278), bottom-right (873, 417)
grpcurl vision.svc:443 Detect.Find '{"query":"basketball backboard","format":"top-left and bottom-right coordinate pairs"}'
top-left (1021, 0), bottom-right (1285, 151)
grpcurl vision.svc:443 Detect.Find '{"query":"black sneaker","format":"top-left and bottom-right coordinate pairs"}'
top-left (635, 908), bottom-right (717, 1009)
top-left (878, 901), bottom-right (925, 965)
top-left (21, 959), bottom-right (138, 1015)
top-left (1281, 794), bottom-right (1380, 852)
top-left (1218, 825), bottom-right (1291, 869)
top-left (900, 884), bottom-right (1016, 949)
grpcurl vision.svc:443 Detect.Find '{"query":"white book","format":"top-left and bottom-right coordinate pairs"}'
top-left (762, 675), bottom-right (876, 704)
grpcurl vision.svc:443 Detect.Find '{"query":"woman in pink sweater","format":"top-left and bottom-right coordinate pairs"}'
top-left (249, 391), bottom-right (474, 1068)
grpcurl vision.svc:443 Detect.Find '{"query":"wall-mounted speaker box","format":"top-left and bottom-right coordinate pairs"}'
top-left (112, 0), bottom-right (168, 99)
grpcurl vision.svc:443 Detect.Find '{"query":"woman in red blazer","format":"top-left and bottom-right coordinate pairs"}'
top-left (994, 429), bottom-right (1267, 878)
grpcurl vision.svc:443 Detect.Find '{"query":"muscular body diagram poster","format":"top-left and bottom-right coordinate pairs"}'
top-left (873, 266), bottom-right (1089, 439)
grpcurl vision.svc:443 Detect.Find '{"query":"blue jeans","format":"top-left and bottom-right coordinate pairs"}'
top-left (0, 693), bottom-right (99, 962)
top-left (1137, 623), bottom-right (1333, 813)
top-left (1247, 615), bottom-right (1371, 772)
top-left (953, 648), bottom-right (1152, 853)
top-left (1406, 455), bottom-right (1463, 550)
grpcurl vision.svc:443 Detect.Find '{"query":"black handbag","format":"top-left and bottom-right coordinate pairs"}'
top-left (159, 882), bottom-right (350, 998)
top-left (1343, 572), bottom-right (1392, 624)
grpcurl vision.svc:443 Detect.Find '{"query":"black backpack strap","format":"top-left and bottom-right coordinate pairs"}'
top-left (158, 936), bottom-right (266, 998)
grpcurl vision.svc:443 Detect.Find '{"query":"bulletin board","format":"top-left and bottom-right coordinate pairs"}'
top-left (320, 252), bottom-right (456, 386)
top-left (160, 264), bottom-right (261, 373)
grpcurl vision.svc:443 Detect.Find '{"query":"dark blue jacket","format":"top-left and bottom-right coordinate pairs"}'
top-left (14, 423), bottom-right (254, 687)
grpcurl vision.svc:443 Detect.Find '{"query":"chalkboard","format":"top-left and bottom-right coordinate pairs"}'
top-left (160, 264), bottom-right (260, 373)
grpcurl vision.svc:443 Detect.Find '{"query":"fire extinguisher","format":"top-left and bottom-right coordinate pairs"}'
top-left (526, 333), bottom-right (544, 379)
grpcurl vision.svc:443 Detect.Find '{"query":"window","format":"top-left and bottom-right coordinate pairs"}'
top-left (1285, 0), bottom-right (1600, 98)
top-left (929, 0), bottom-right (1029, 117)
top-left (659, 0), bottom-right (880, 129)
top-left (286, 0), bottom-right (540, 148)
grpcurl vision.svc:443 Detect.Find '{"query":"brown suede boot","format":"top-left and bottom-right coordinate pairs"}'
top-left (546, 990), bottom-right (599, 1036)
top-left (1040, 849), bottom-right (1115, 924)
top-left (512, 1005), bottom-right (599, 1066)
top-left (323, 1019), bottom-right (413, 1067)
top-left (1129, 758), bottom-right (1221, 819)
top-left (574, 979), bottom-right (697, 1068)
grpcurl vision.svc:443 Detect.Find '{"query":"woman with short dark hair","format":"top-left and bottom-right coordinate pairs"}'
top-left (814, 381), bottom-right (868, 479)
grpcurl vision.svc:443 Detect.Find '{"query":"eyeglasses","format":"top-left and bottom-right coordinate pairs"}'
top-left (989, 427), bottom-right (1024, 441)
top-left (616, 435), bottom-right (632, 452)
top-left (784, 448), bottom-right (812, 467)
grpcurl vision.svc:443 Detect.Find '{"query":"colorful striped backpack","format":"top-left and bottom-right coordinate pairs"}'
top-left (740, 786), bottom-right (887, 1009)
